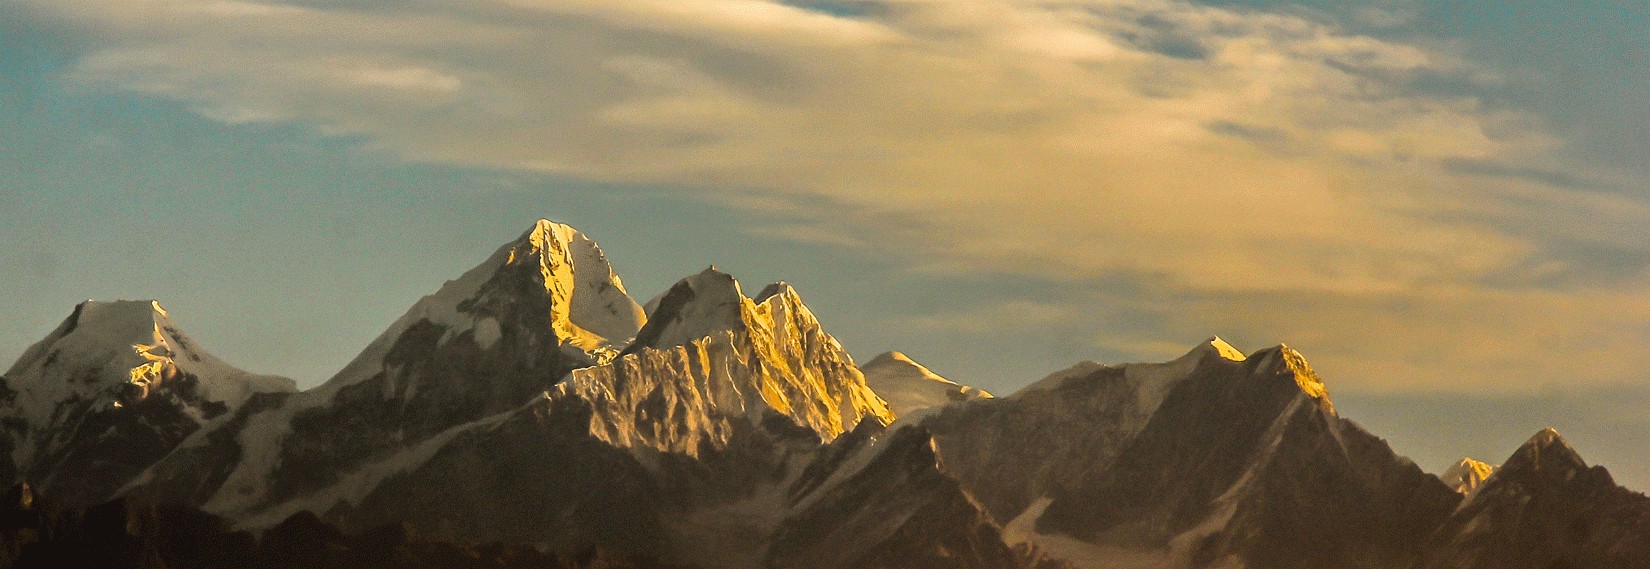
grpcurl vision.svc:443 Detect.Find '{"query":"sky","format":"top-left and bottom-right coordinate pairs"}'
top-left (2, 0), bottom-right (1648, 489)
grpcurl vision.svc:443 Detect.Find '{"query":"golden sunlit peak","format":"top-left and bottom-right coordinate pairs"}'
top-left (150, 300), bottom-right (169, 317)
top-left (527, 218), bottom-right (577, 247)
top-left (1441, 458), bottom-right (1496, 495)
top-left (1208, 336), bottom-right (1246, 361)
top-left (1276, 344), bottom-right (1330, 403)
top-left (510, 219), bottom-right (580, 270)
top-left (1528, 427), bottom-right (1566, 448)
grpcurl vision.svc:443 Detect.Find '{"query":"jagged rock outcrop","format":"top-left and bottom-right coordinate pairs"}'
top-left (859, 352), bottom-right (991, 418)
top-left (1416, 429), bottom-right (1650, 569)
top-left (0, 301), bottom-right (295, 507)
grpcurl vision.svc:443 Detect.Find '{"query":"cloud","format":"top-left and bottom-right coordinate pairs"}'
top-left (26, 0), bottom-right (1650, 392)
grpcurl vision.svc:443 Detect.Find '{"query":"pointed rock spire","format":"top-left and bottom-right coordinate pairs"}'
top-left (148, 220), bottom-right (648, 515)
top-left (324, 219), bottom-right (644, 392)
top-left (515, 220), bottom-right (647, 353)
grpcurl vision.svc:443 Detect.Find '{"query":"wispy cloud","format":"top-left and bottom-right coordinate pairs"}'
top-left (27, 0), bottom-right (1650, 392)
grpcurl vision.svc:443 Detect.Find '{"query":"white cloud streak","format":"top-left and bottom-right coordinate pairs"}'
top-left (30, 0), bottom-right (1650, 392)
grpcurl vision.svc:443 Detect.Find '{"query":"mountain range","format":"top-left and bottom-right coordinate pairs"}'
top-left (0, 219), bottom-right (1644, 569)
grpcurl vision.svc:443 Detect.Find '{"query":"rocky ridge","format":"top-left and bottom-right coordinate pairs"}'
top-left (926, 341), bottom-right (1462, 569)
top-left (0, 220), bottom-right (1646, 569)
top-left (122, 221), bottom-right (646, 519)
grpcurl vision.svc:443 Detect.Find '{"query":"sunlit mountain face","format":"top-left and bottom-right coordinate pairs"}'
top-left (4, 1), bottom-right (1650, 567)
top-left (0, 220), bottom-right (1644, 569)
top-left (5, 0), bottom-right (1650, 501)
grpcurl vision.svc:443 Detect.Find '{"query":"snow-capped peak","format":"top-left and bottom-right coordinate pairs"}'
top-left (519, 219), bottom-right (646, 348)
top-left (564, 270), bottom-right (893, 454)
top-left (1503, 427), bottom-right (1588, 474)
top-left (865, 352), bottom-right (938, 377)
top-left (859, 351), bottom-right (991, 417)
top-left (1276, 344), bottom-right (1328, 399)
top-left (625, 267), bottom-right (745, 353)
top-left (1440, 458), bottom-right (1496, 495)
top-left (1208, 336), bottom-right (1246, 361)
top-left (1526, 427), bottom-right (1567, 448)
top-left (1247, 344), bottom-right (1333, 413)
top-left (321, 219), bottom-right (644, 392)
top-left (0, 300), bottom-right (295, 504)
top-left (3, 300), bottom-right (294, 422)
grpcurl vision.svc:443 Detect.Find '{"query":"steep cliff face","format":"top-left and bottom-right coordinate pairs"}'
top-left (0, 301), bottom-right (295, 506)
top-left (1417, 429), bottom-right (1650, 569)
top-left (124, 220), bottom-right (646, 518)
